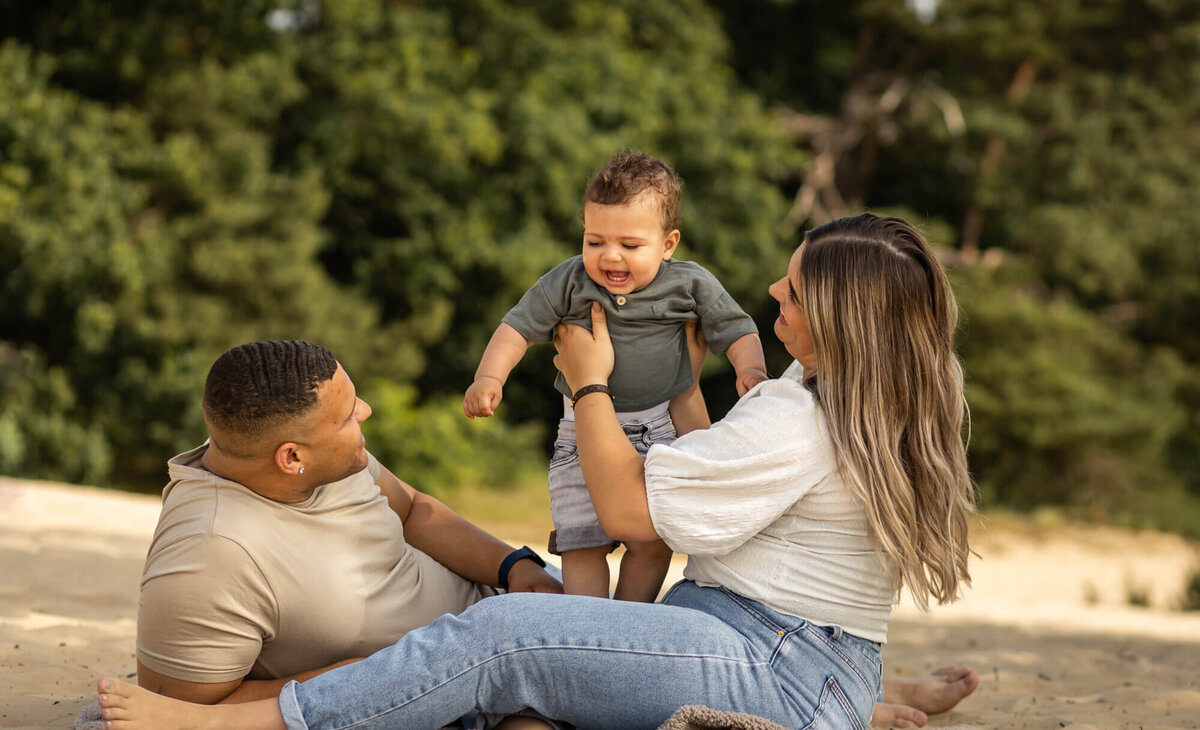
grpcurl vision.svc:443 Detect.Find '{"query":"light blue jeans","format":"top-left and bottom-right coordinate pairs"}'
top-left (279, 580), bottom-right (882, 730)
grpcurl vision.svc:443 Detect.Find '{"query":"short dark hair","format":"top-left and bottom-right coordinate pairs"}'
top-left (584, 149), bottom-right (683, 232)
top-left (203, 341), bottom-right (338, 455)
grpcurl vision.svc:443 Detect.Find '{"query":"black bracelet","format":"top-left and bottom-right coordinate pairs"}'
top-left (497, 546), bottom-right (547, 591)
top-left (570, 383), bottom-right (613, 408)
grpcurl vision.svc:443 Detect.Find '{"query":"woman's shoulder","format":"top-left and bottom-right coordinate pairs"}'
top-left (710, 365), bottom-right (826, 443)
top-left (741, 361), bottom-right (811, 406)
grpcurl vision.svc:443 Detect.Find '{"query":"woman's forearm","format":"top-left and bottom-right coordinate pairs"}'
top-left (572, 393), bottom-right (660, 542)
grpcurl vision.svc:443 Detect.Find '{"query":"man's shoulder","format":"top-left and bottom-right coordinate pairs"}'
top-left (152, 475), bottom-right (260, 556)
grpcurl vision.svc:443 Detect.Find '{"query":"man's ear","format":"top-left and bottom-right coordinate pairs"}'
top-left (662, 229), bottom-right (681, 260)
top-left (275, 442), bottom-right (305, 476)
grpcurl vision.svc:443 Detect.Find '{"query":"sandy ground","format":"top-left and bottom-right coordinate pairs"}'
top-left (2, 476), bottom-right (1199, 729)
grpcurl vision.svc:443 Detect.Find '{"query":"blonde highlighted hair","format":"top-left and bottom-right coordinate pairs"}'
top-left (800, 213), bottom-right (974, 609)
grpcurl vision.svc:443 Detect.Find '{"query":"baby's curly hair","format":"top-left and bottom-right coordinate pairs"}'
top-left (584, 149), bottom-right (682, 233)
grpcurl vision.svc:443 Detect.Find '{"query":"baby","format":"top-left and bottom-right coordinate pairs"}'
top-left (464, 150), bottom-right (768, 600)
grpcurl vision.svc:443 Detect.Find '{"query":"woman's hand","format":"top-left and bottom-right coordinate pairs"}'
top-left (553, 302), bottom-right (614, 393)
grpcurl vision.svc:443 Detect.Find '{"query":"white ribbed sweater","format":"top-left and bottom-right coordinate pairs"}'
top-left (644, 361), bottom-right (897, 643)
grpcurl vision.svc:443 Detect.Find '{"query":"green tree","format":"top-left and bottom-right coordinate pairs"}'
top-left (0, 34), bottom-right (389, 485)
top-left (279, 0), bottom-right (799, 425)
top-left (2, 0), bottom-right (798, 488)
top-left (716, 0), bottom-right (1200, 530)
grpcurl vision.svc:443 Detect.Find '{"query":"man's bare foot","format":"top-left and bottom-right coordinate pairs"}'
top-left (96, 677), bottom-right (284, 730)
top-left (871, 665), bottom-right (980, 727)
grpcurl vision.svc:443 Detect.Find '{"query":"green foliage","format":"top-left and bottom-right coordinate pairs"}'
top-left (2, 0), bottom-right (1199, 542)
top-left (360, 380), bottom-right (545, 497)
top-left (0, 344), bottom-right (111, 484)
top-left (2, 0), bottom-right (795, 487)
top-left (958, 262), bottom-right (1186, 515)
top-left (0, 33), bottom-right (391, 486)
top-left (718, 0), bottom-right (1200, 534)
top-left (279, 0), bottom-right (798, 417)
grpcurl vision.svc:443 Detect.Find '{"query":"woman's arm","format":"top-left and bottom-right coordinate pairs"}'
top-left (553, 303), bottom-right (659, 542)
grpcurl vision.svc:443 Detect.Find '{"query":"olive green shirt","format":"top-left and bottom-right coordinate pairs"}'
top-left (503, 256), bottom-right (757, 411)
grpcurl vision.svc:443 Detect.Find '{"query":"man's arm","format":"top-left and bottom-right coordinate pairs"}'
top-left (375, 466), bottom-right (561, 593)
top-left (136, 657), bottom-right (361, 705)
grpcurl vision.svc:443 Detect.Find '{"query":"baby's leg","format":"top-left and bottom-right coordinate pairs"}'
top-left (614, 538), bottom-right (673, 602)
top-left (560, 545), bottom-right (612, 597)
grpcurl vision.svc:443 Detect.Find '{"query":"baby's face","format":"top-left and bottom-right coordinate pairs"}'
top-left (581, 192), bottom-right (679, 296)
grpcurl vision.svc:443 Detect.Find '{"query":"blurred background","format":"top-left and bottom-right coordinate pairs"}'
top-left (1, 0), bottom-right (1197, 539)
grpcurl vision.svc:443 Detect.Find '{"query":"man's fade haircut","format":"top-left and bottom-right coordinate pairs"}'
top-left (203, 341), bottom-right (338, 456)
top-left (584, 149), bottom-right (683, 233)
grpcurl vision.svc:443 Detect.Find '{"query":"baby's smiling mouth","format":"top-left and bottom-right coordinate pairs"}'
top-left (604, 271), bottom-right (630, 284)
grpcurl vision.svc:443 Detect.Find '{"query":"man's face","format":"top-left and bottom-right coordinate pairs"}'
top-left (581, 191), bottom-right (679, 296)
top-left (302, 363), bottom-right (372, 483)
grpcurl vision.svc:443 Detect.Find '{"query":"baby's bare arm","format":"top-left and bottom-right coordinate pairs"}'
top-left (668, 320), bottom-right (713, 436)
top-left (668, 387), bottom-right (710, 437)
top-left (726, 333), bottom-right (769, 396)
top-left (463, 323), bottom-right (533, 418)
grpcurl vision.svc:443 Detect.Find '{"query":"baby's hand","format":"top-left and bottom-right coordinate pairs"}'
top-left (463, 377), bottom-right (503, 419)
top-left (735, 368), bottom-right (770, 397)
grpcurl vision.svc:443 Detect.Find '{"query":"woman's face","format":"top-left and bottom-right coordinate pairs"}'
top-left (768, 245), bottom-right (817, 370)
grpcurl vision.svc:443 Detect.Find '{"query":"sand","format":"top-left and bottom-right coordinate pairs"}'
top-left (2, 476), bottom-right (1199, 729)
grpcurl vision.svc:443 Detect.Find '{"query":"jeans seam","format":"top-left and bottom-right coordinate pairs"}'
top-left (330, 644), bottom-right (767, 729)
top-left (717, 587), bottom-right (788, 636)
top-left (801, 624), bottom-right (873, 696)
top-left (799, 676), bottom-right (865, 730)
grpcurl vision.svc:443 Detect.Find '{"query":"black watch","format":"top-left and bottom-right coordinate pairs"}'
top-left (497, 546), bottom-right (547, 591)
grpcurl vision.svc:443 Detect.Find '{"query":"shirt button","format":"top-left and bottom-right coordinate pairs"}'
top-left (616, 296), bottom-right (627, 306)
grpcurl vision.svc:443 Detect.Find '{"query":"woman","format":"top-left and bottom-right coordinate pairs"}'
top-left (95, 213), bottom-right (975, 729)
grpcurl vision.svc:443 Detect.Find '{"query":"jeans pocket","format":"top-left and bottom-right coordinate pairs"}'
top-left (800, 676), bottom-right (865, 730)
top-left (548, 439), bottom-right (578, 469)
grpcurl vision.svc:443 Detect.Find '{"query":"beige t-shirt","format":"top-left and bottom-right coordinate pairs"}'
top-left (137, 444), bottom-right (492, 683)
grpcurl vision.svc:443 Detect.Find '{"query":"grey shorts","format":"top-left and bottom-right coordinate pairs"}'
top-left (546, 410), bottom-right (677, 554)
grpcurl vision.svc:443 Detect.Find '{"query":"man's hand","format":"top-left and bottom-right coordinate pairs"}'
top-left (735, 368), bottom-right (770, 396)
top-left (505, 559), bottom-right (563, 594)
top-left (463, 377), bottom-right (503, 419)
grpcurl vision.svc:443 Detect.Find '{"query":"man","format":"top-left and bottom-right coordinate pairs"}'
top-left (136, 340), bottom-right (561, 705)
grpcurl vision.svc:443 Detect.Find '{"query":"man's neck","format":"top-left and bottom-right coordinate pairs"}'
top-left (200, 442), bottom-right (316, 504)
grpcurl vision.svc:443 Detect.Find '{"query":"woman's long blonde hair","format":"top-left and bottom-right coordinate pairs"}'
top-left (800, 213), bottom-right (974, 609)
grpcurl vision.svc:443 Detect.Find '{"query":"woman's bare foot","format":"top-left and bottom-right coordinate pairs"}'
top-left (96, 677), bottom-right (285, 730)
top-left (871, 702), bottom-right (927, 728)
top-left (871, 665), bottom-right (980, 727)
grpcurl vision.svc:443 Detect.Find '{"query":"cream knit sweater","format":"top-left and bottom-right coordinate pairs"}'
top-left (645, 361), bottom-right (897, 643)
